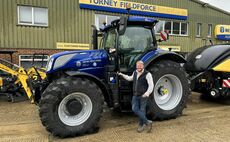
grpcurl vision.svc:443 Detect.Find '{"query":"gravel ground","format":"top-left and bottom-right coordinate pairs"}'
top-left (0, 93), bottom-right (230, 142)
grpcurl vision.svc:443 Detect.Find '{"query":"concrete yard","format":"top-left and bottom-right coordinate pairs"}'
top-left (0, 93), bottom-right (230, 142)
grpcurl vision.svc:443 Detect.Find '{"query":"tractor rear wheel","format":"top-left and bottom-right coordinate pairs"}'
top-left (147, 60), bottom-right (190, 120)
top-left (39, 77), bottom-right (103, 137)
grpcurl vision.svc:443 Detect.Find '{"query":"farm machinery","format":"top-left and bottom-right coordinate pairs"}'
top-left (38, 16), bottom-right (190, 137)
top-left (0, 51), bottom-right (46, 103)
top-left (185, 44), bottom-right (230, 98)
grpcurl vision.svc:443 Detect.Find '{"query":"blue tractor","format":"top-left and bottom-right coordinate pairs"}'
top-left (39, 16), bottom-right (190, 137)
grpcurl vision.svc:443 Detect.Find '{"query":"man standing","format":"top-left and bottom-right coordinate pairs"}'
top-left (118, 60), bottom-right (154, 133)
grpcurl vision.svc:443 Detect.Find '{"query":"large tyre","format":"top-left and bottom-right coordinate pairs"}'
top-left (39, 77), bottom-right (103, 137)
top-left (147, 60), bottom-right (190, 120)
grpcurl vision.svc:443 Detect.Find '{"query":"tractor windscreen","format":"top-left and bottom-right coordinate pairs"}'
top-left (119, 26), bottom-right (154, 52)
top-left (103, 26), bottom-right (154, 52)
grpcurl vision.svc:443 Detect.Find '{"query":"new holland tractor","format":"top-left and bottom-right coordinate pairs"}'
top-left (39, 16), bottom-right (190, 137)
top-left (185, 44), bottom-right (230, 98)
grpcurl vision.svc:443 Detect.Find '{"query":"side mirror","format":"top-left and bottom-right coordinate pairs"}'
top-left (160, 30), bottom-right (169, 41)
top-left (119, 16), bottom-right (127, 35)
top-left (91, 25), bottom-right (98, 50)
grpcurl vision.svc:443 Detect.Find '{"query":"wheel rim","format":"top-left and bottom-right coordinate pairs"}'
top-left (58, 92), bottom-right (92, 126)
top-left (154, 74), bottom-right (183, 111)
top-left (210, 91), bottom-right (216, 96)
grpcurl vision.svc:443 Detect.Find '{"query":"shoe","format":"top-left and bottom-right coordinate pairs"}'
top-left (146, 120), bottom-right (153, 133)
top-left (137, 125), bottom-right (145, 133)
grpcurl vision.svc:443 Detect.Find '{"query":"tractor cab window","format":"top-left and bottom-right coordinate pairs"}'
top-left (104, 29), bottom-right (116, 51)
top-left (103, 29), bottom-right (117, 65)
top-left (118, 26), bottom-right (153, 69)
top-left (119, 27), bottom-right (153, 52)
top-left (103, 26), bottom-right (154, 69)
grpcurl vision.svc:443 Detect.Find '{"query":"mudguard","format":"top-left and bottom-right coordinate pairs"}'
top-left (141, 49), bottom-right (186, 67)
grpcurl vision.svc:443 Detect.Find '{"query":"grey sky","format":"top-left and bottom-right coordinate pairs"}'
top-left (199, 0), bottom-right (230, 12)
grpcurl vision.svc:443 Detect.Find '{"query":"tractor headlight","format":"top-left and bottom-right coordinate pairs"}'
top-left (53, 54), bottom-right (76, 70)
top-left (46, 57), bottom-right (54, 71)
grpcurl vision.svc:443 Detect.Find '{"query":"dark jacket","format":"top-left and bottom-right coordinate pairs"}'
top-left (133, 70), bottom-right (149, 96)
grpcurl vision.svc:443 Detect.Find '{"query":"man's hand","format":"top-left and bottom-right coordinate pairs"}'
top-left (142, 93), bottom-right (149, 98)
top-left (117, 72), bottom-right (123, 76)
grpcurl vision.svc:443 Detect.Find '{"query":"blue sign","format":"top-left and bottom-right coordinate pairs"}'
top-left (215, 25), bottom-right (230, 41)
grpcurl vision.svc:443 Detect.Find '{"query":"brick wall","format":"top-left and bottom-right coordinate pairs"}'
top-left (0, 48), bottom-right (66, 64)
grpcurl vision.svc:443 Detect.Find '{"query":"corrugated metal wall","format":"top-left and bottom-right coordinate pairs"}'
top-left (0, 0), bottom-right (229, 52)
top-left (0, 0), bottom-right (94, 49)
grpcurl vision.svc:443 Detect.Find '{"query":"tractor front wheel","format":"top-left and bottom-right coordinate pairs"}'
top-left (39, 77), bottom-right (103, 137)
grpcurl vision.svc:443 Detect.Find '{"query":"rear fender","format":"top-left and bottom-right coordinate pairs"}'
top-left (142, 50), bottom-right (186, 67)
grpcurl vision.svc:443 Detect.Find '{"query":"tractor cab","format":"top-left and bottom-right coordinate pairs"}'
top-left (94, 16), bottom-right (162, 73)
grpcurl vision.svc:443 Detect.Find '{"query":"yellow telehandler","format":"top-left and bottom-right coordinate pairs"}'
top-left (0, 51), bottom-right (46, 103)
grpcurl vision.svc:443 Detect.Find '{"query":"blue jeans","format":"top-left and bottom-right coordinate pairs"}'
top-left (132, 95), bottom-right (148, 126)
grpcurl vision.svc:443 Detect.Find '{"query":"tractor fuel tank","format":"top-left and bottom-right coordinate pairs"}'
top-left (185, 44), bottom-right (230, 72)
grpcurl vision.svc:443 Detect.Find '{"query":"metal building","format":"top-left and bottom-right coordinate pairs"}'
top-left (0, 0), bottom-right (230, 66)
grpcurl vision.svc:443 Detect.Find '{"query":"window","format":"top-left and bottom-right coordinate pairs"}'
top-left (104, 27), bottom-right (153, 68)
top-left (156, 21), bottom-right (188, 36)
top-left (18, 6), bottom-right (48, 26)
top-left (196, 23), bottom-right (202, 37)
top-left (95, 14), bottom-right (119, 30)
top-left (119, 27), bottom-right (153, 51)
top-left (181, 23), bottom-right (188, 35)
top-left (165, 21), bottom-right (172, 34)
top-left (104, 29), bottom-right (116, 49)
top-left (173, 22), bottom-right (180, 35)
top-left (19, 55), bottom-right (49, 69)
top-left (207, 24), bottom-right (212, 37)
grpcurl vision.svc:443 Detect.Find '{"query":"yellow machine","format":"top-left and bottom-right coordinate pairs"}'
top-left (0, 59), bottom-right (35, 102)
top-left (213, 59), bottom-right (230, 72)
top-left (185, 44), bottom-right (230, 98)
top-left (27, 53), bottom-right (47, 81)
top-left (27, 67), bottom-right (46, 81)
top-left (0, 51), bottom-right (47, 103)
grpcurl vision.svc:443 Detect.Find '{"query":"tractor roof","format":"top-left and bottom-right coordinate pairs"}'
top-left (128, 17), bottom-right (158, 23)
top-left (101, 16), bottom-right (158, 32)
